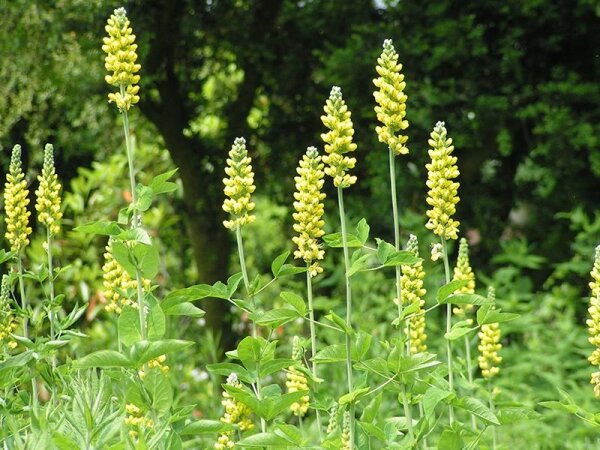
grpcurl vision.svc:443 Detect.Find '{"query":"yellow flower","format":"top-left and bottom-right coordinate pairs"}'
top-left (215, 373), bottom-right (254, 448)
top-left (452, 238), bottom-right (475, 319)
top-left (425, 122), bottom-right (460, 240)
top-left (102, 8), bottom-right (141, 111)
top-left (292, 147), bottom-right (326, 276)
top-left (401, 235), bottom-right (427, 354)
top-left (0, 275), bottom-right (18, 348)
top-left (102, 241), bottom-right (150, 314)
top-left (587, 246), bottom-right (600, 395)
top-left (124, 403), bottom-right (153, 439)
top-left (35, 144), bottom-right (62, 235)
top-left (320, 87), bottom-right (357, 188)
top-left (373, 39), bottom-right (409, 155)
top-left (222, 137), bottom-right (256, 230)
top-left (4, 145), bottom-right (32, 253)
top-left (286, 337), bottom-right (310, 417)
top-left (139, 354), bottom-right (169, 378)
top-left (478, 287), bottom-right (502, 379)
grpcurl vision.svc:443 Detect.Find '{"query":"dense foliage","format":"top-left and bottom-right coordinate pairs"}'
top-left (0, 1), bottom-right (599, 449)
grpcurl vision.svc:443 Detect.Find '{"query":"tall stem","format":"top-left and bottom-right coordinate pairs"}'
top-left (17, 255), bottom-right (37, 406)
top-left (465, 335), bottom-right (476, 429)
top-left (337, 186), bottom-right (354, 449)
top-left (306, 268), bottom-right (323, 440)
top-left (388, 148), bottom-right (414, 440)
top-left (235, 226), bottom-right (257, 337)
top-left (47, 231), bottom-right (56, 346)
top-left (488, 381), bottom-right (497, 449)
top-left (120, 92), bottom-right (146, 340)
top-left (441, 237), bottom-right (454, 424)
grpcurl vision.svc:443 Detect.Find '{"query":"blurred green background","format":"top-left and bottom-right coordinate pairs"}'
top-left (1, 0), bottom-right (600, 447)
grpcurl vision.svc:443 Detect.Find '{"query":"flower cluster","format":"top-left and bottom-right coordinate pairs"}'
top-left (139, 354), bottom-right (169, 379)
top-left (320, 87), bottom-right (358, 188)
top-left (4, 145), bottom-right (32, 253)
top-left (215, 373), bottom-right (254, 449)
top-left (222, 138), bottom-right (256, 230)
top-left (401, 235), bottom-right (427, 354)
top-left (124, 403), bottom-right (154, 439)
top-left (341, 410), bottom-right (351, 450)
top-left (102, 241), bottom-right (150, 314)
top-left (292, 147), bottom-right (326, 276)
top-left (425, 122), bottom-right (460, 240)
top-left (326, 403), bottom-right (339, 434)
top-left (35, 144), bottom-right (62, 235)
top-left (373, 39), bottom-right (409, 155)
top-left (0, 275), bottom-right (17, 350)
top-left (286, 338), bottom-right (310, 417)
top-left (478, 287), bottom-right (502, 379)
top-left (587, 246), bottom-right (600, 396)
top-left (452, 238), bottom-right (475, 319)
top-left (102, 8), bottom-right (141, 111)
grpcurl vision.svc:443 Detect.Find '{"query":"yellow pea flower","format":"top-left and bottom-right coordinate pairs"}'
top-left (4, 145), bottom-right (32, 253)
top-left (222, 137), bottom-right (256, 230)
top-left (401, 235), bottom-right (427, 354)
top-left (35, 144), bottom-right (62, 235)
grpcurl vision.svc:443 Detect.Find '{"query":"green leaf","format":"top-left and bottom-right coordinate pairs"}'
top-left (146, 293), bottom-right (166, 340)
top-left (180, 420), bottom-right (236, 435)
top-left (444, 323), bottom-right (476, 341)
top-left (237, 336), bottom-right (263, 370)
top-left (498, 406), bottom-right (541, 424)
top-left (0, 249), bottom-right (14, 264)
top-left (383, 250), bottom-right (421, 267)
top-left (236, 432), bottom-right (296, 447)
top-left (277, 264), bottom-right (307, 277)
top-left (256, 308), bottom-right (302, 328)
top-left (111, 241), bottom-right (136, 278)
top-left (227, 273), bottom-right (244, 298)
top-left (271, 251), bottom-right (290, 277)
top-left (130, 340), bottom-right (193, 366)
top-left (260, 359), bottom-right (297, 378)
top-left (74, 220), bottom-right (123, 236)
top-left (436, 279), bottom-right (470, 302)
top-left (360, 392), bottom-right (382, 423)
top-left (324, 311), bottom-right (353, 335)
top-left (438, 293), bottom-right (493, 306)
top-left (375, 239), bottom-right (396, 264)
top-left (539, 400), bottom-right (578, 413)
top-left (133, 242), bottom-right (160, 279)
top-left (323, 232), bottom-right (363, 248)
top-left (423, 386), bottom-right (454, 418)
top-left (281, 292), bottom-right (306, 316)
top-left (135, 185), bottom-right (154, 212)
top-left (118, 306), bottom-right (142, 347)
top-left (339, 387), bottom-right (370, 405)
top-left (143, 370), bottom-right (173, 415)
top-left (356, 218), bottom-right (370, 244)
top-left (348, 252), bottom-right (371, 277)
top-left (313, 344), bottom-right (346, 363)
top-left (161, 284), bottom-right (213, 310)
top-left (115, 227), bottom-right (151, 245)
top-left (149, 169), bottom-right (179, 195)
top-left (477, 305), bottom-right (519, 326)
top-left (206, 362), bottom-right (254, 384)
top-left (74, 350), bottom-right (133, 369)
top-left (438, 429), bottom-right (464, 450)
top-left (453, 397), bottom-right (500, 425)
top-left (162, 302), bottom-right (205, 317)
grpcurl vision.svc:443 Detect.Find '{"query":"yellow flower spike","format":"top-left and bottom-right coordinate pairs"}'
top-left (373, 39), bottom-right (409, 156)
top-left (4, 145), bottom-right (32, 253)
top-left (587, 246), bottom-right (600, 396)
top-left (102, 7), bottom-right (141, 111)
top-left (215, 373), bottom-right (254, 448)
top-left (286, 337), bottom-right (310, 417)
top-left (478, 287), bottom-right (502, 379)
top-left (401, 235), bottom-right (427, 354)
top-left (0, 275), bottom-right (18, 349)
top-left (222, 137), bottom-right (256, 230)
top-left (35, 144), bottom-right (63, 236)
top-left (124, 403), bottom-right (153, 439)
top-left (452, 238), bottom-right (475, 319)
top-left (102, 240), bottom-right (150, 314)
top-left (320, 86), bottom-right (358, 189)
top-left (292, 147), bottom-right (326, 276)
top-left (425, 121), bottom-right (460, 240)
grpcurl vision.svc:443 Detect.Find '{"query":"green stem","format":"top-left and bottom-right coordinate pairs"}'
top-left (306, 267), bottom-right (323, 441)
top-left (388, 149), bottom-right (414, 441)
top-left (236, 226), bottom-right (257, 337)
top-left (441, 237), bottom-right (454, 425)
top-left (17, 255), bottom-right (37, 408)
top-left (255, 361), bottom-right (267, 433)
top-left (120, 91), bottom-right (147, 340)
top-left (464, 335), bottom-right (476, 429)
top-left (337, 186), bottom-right (354, 449)
top-left (488, 381), bottom-right (497, 449)
top-left (47, 230), bottom-right (56, 362)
